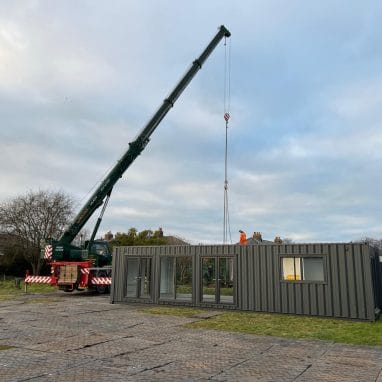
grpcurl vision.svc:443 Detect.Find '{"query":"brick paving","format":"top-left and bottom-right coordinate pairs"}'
top-left (1, 293), bottom-right (382, 381)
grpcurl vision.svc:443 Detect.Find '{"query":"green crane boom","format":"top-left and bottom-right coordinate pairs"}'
top-left (53, 25), bottom-right (231, 261)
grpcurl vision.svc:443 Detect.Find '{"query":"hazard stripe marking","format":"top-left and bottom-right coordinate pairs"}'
top-left (91, 277), bottom-right (112, 285)
top-left (25, 276), bottom-right (52, 284)
top-left (44, 245), bottom-right (52, 260)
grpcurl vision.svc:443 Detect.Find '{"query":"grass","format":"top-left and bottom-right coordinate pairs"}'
top-left (0, 278), bottom-right (56, 301)
top-left (25, 297), bottom-right (60, 304)
top-left (140, 306), bottom-right (205, 317)
top-left (0, 345), bottom-right (14, 351)
top-left (202, 287), bottom-right (233, 296)
top-left (188, 312), bottom-right (382, 346)
top-left (139, 305), bottom-right (382, 347)
top-left (176, 286), bottom-right (233, 296)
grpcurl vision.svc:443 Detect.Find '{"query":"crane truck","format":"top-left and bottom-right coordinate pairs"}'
top-left (25, 25), bottom-right (231, 293)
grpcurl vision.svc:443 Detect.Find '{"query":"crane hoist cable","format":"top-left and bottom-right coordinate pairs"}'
top-left (223, 35), bottom-right (232, 244)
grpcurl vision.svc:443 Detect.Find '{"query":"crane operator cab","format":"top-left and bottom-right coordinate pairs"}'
top-left (87, 240), bottom-right (112, 267)
top-left (46, 239), bottom-right (112, 267)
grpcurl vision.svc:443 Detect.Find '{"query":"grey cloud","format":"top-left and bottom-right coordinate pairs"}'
top-left (1, 1), bottom-right (382, 244)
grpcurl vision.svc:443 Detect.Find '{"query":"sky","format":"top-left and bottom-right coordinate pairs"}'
top-left (1, 0), bottom-right (381, 244)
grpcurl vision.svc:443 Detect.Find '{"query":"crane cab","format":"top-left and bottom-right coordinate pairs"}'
top-left (87, 240), bottom-right (112, 267)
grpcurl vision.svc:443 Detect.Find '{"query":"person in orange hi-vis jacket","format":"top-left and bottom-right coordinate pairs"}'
top-left (239, 230), bottom-right (247, 245)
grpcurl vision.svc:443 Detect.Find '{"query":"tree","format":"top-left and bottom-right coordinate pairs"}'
top-left (109, 228), bottom-right (167, 247)
top-left (0, 233), bottom-right (30, 276)
top-left (359, 237), bottom-right (382, 250)
top-left (0, 190), bottom-right (74, 275)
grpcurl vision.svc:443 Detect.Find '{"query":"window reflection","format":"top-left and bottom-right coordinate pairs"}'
top-left (160, 256), bottom-right (192, 301)
top-left (281, 257), bottom-right (324, 281)
top-left (202, 257), bottom-right (234, 304)
top-left (202, 257), bottom-right (216, 302)
top-left (219, 257), bottom-right (234, 303)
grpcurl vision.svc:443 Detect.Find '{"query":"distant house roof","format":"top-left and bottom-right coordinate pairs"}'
top-left (245, 237), bottom-right (274, 245)
top-left (236, 232), bottom-right (284, 245)
top-left (164, 235), bottom-right (189, 245)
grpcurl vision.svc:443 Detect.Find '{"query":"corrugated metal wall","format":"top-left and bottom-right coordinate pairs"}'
top-left (111, 243), bottom-right (381, 321)
top-left (237, 243), bottom-right (378, 320)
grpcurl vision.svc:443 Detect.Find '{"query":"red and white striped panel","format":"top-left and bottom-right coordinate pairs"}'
top-left (44, 245), bottom-right (53, 260)
top-left (91, 277), bottom-right (112, 285)
top-left (25, 276), bottom-right (52, 284)
top-left (80, 268), bottom-right (90, 275)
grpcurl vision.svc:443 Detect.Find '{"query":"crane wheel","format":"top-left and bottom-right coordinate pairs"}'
top-left (96, 285), bottom-right (109, 294)
top-left (95, 270), bottom-right (110, 294)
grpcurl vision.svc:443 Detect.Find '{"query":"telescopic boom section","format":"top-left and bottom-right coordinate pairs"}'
top-left (59, 25), bottom-right (231, 245)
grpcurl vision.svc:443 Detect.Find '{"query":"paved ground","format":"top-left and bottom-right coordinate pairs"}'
top-left (1, 293), bottom-right (382, 381)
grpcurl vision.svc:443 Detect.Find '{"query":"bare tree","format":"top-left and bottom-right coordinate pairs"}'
top-left (0, 190), bottom-right (74, 275)
top-left (359, 237), bottom-right (382, 250)
top-left (73, 228), bottom-right (90, 248)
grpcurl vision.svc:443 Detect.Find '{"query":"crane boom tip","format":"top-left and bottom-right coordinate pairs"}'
top-left (220, 25), bottom-right (231, 38)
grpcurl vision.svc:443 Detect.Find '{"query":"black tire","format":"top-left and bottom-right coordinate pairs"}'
top-left (94, 270), bottom-right (110, 294)
top-left (96, 285), bottom-right (109, 294)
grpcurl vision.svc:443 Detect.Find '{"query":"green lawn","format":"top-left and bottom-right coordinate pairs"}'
top-left (0, 278), bottom-right (56, 300)
top-left (0, 345), bottom-right (14, 351)
top-left (176, 286), bottom-right (233, 296)
top-left (140, 305), bottom-right (382, 347)
top-left (141, 306), bottom-right (205, 317)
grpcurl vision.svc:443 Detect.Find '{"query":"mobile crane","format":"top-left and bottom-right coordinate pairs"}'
top-left (25, 25), bottom-right (231, 292)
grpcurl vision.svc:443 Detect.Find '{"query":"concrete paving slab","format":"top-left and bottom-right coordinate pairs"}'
top-left (0, 293), bottom-right (382, 381)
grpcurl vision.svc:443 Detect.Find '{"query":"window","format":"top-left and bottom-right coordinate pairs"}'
top-left (175, 257), bottom-right (192, 300)
top-left (160, 257), bottom-right (175, 299)
top-left (125, 257), bottom-right (152, 299)
top-left (282, 257), bottom-right (301, 280)
top-left (302, 257), bottom-right (324, 281)
top-left (281, 256), bottom-right (325, 282)
top-left (201, 257), bottom-right (234, 304)
top-left (160, 256), bottom-right (192, 301)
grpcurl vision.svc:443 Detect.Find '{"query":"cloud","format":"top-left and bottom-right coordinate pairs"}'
top-left (1, 1), bottom-right (382, 244)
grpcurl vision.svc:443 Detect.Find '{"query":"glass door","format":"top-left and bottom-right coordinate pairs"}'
top-left (218, 257), bottom-right (234, 304)
top-left (125, 257), bottom-right (152, 299)
top-left (140, 257), bottom-right (152, 299)
top-left (202, 257), bottom-right (216, 302)
top-left (201, 257), bottom-right (234, 304)
top-left (126, 258), bottom-right (139, 297)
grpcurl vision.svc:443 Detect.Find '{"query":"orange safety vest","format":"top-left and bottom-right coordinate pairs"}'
top-left (239, 232), bottom-right (247, 245)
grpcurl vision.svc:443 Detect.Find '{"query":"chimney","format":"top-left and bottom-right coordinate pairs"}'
top-left (253, 232), bottom-right (263, 242)
top-left (274, 236), bottom-right (283, 244)
top-left (104, 231), bottom-right (114, 241)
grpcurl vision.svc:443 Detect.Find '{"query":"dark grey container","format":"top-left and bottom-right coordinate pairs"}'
top-left (110, 243), bottom-right (381, 321)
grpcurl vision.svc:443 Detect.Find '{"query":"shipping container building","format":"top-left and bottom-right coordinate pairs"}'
top-left (110, 243), bottom-right (382, 321)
